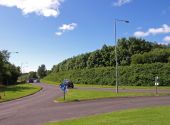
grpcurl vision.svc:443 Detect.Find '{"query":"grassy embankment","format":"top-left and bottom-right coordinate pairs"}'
top-left (57, 89), bottom-right (170, 102)
top-left (46, 106), bottom-right (170, 125)
top-left (0, 83), bottom-right (41, 102)
top-left (41, 80), bottom-right (170, 102)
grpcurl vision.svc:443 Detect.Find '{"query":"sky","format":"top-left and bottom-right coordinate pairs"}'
top-left (0, 0), bottom-right (170, 72)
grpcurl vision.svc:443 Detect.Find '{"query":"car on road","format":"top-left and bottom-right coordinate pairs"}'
top-left (28, 78), bottom-right (40, 83)
top-left (63, 79), bottom-right (74, 88)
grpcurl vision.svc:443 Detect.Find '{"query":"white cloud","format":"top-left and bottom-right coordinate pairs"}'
top-left (55, 23), bottom-right (77, 36)
top-left (134, 24), bottom-right (170, 37)
top-left (59, 23), bottom-right (77, 31)
top-left (113, 0), bottom-right (132, 7)
top-left (164, 36), bottom-right (170, 42)
top-left (55, 32), bottom-right (63, 36)
top-left (157, 36), bottom-right (170, 45)
top-left (0, 0), bottom-right (64, 17)
top-left (134, 31), bottom-right (149, 37)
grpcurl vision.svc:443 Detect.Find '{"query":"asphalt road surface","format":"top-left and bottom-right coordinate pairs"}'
top-left (0, 83), bottom-right (170, 125)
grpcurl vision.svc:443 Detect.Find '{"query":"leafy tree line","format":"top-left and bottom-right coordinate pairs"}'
top-left (52, 37), bottom-right (164, 72)
top-left (131, 48), bottom-right (170, 64)
top-left (44, 63), bottom-right (170, 86)
top-left (0, 50), bottom-right (20, 85)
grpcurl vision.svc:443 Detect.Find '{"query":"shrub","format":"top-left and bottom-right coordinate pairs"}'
top-left (43, 63), bottom-right (170, 86)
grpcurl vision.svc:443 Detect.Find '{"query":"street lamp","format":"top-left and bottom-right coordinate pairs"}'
top-left (20, 62), bottom-right (28, 82)
top-left (114, 19), bottom-right (129, 93)
top-left (9, 52), bottom-right (19, 54)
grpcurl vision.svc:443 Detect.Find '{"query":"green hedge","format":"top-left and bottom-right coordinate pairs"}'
top-left (43, 63), bottom-right (170, 86)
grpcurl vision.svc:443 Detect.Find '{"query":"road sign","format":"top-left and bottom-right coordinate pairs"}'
top-left (155, 76), bottom-right (159, 86)
top-left (59, 83), bottom-right (67, 92)
top-left (155, 76), bottom-right (159, 94)
top-left (155, 82), bottom-right (159, 86)
top-left (59, 82), bottom-right (68, 101)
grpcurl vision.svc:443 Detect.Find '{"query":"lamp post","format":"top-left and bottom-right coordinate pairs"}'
top-left (9, 52), bottom-right (19, 54)
top-left (115, 19), bottom-right (129, 93)
top-left (20, 62), bottom-right (28, 82)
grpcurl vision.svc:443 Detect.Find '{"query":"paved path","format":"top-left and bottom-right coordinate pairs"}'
top-left (0, 83), bottom-right (170, 125)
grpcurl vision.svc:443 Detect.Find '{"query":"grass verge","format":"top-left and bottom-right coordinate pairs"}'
top-left (0, 83), bottom-right (41, 102)
top-left (46, 106), bottom-right (170, 125)
top-left (41, 80), bottom-right (60, 85)
top-left (57, 89), bottom-right (170, 102)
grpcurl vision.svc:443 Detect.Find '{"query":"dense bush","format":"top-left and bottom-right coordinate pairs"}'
top-left (43, 63), bottom-right (170, 86)
top-left (131, 48), bottom-right (170, 64)
top-left (0, 50), bottom-right (20, 85)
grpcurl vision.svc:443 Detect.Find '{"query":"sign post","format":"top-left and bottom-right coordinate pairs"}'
top-left (155, 76), bottom-right (159, 94)
top-left (64, 89), bottom-right (66, 101)
top-left (59, 82), bottom-right (68, 101)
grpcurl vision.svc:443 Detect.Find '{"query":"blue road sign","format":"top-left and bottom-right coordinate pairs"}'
top-left (59, 83), bottom-right (67, 92)
top-left (59, 81), bottom-right (68, 100)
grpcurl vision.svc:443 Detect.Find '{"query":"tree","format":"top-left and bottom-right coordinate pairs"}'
top-left (29, 71), bottom-right (38, 79)
top-left (51, 37), bottom-right (166, 72)
top-left (0, 50), bottom-right (21, 85)
top-left (37, 64), bottom-right (47, 79)
top-left (131, 48), bottom-right (170, 64)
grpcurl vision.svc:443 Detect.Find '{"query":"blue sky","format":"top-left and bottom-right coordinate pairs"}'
top-left (0, 0), bottom-right (170, 72)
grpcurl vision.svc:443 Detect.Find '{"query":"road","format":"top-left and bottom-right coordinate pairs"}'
top-left (0, 83), bottom-right (170, 125)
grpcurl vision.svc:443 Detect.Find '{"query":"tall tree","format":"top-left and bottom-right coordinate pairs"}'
top-left (0, 50), bottom-right (20, 85)
top-left (37, 64), bottom-right (47, 79)
top-left (29, 71), bottom-right (38, 79)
